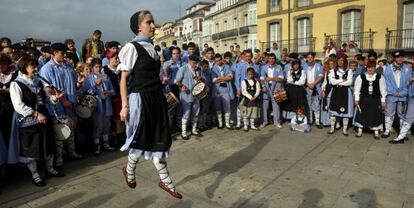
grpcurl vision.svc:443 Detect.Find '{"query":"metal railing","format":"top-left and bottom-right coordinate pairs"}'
top-left (324, 29), bottom-right (375, 52)
top-left (386, 28), bottom-right (414, 52)
top-left (260, 37), bottom-right (316, 54)
top-left (211, 25), bottom-right (257, 41)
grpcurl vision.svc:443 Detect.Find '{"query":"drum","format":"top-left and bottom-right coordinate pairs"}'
top-left (191, 82), bottom-right (210, 100)
top-left (53, 116), bottom-right (73, 141)
top-left (76, 95), bottom-right (98, 119)
top-left (273, 89), bottom-right (288, 103)
top-left (166, 92), bottom-right (180, 111)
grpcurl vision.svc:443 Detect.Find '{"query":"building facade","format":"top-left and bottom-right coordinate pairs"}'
top-left (172, 2), bottom-right (213, 48)
top-left (257, 0), bottom-right (414, 56)
top-left (203, 0), bottom-right (258, 53)
top-left (155, 22), bottom-right (175, 46)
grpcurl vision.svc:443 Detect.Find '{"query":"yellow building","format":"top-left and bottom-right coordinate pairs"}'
top-left (155, 22), bottom-right (175, 46)
top-left (257, 0), bottom-right (414, 56)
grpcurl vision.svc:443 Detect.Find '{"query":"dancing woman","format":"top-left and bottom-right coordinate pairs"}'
top-left (118, 10), bottom-right (182, 199)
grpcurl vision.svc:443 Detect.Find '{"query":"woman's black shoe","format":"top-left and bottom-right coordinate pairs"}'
top-left (32, 178), bottom-right (46, 187)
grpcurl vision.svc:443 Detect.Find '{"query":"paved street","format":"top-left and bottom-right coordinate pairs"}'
top-left (1, 125), bottom-right (414, 208)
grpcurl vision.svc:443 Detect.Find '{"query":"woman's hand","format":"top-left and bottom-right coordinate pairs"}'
top-left (36, 112), bottom-right (47, 124)
top-left (120, 107), bottom-right (129, 122)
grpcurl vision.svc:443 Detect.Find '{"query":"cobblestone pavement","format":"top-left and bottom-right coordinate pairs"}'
top-left (1, 125), bottom-right (413, 208)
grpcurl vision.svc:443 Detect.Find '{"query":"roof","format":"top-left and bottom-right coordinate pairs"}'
top-left (185, 1), bottom-right (214, 11)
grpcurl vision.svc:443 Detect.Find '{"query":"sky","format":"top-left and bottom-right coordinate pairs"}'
top-left (0, 0), bottom-right (206, 46)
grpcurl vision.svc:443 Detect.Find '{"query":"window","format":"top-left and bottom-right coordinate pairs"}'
top-left (403, 2), bottom-right (414, 29)
top-left (341, 9), bottom-right (362, 45)
top-left (403, 2), bottom-right (414, 48)
top-left (233, 17), bottom-right (238, 29)
top-left (244, 14), bottom-right (248, 26)
top-left (224, 20), bottom-right (228, 31)
top-left (269, 22), bottom-right (281, 43)
top-left (216, 23), bottom-right (220, 33)
top-left (269, 0), bottom-right (280, 12)
top-left (297, 0), bottom-right (310, 7)
top-left (297, 17), bottom-right (311, 52)
top-left (247, 9), bottom-right (257, 25)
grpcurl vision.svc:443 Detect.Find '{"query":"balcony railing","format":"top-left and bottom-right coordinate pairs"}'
top-left (324, 29), bottom-right (375, 52)
top-left (386, 28), bottom-right (414, 52)
top-left (260, 37), bottom-right (316, 54)
top-left (212, 28), bottom-right (239, 41)
top-left (239, 25), bottom-right (257, 36)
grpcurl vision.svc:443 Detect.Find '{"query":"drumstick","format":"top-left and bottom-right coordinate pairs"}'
top-left (36, 74), bottom-right (62, 93)
top-left (357, 104), bottom-right (362, 113)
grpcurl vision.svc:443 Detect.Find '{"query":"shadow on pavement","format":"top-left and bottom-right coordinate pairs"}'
top-left (349, 188), bottom-right (378, 208)
top-left (298, 188), bottom-right (324, 208)
top-left (126, 194), bottom-right (158, 208)
top-left (0, 151), bottom-right (126, 206)
top-left (36, 191), bottom-right (86, 208)
top-left (76, 192), bottom-right (115, 208)
top-left (231, 197), bottom-right (269, 208)
top-left (176, 130), bottom-right (275, 199)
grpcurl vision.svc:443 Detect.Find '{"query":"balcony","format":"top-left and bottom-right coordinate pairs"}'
top-left (386, 28), bottom-right (414, 52)
top-left (324, 30), bottom-right (375, 52)
top-left (239, 25), bottom-right (257, 36)
top-left (260, 37), bottom-right (316, 54)
top-left (212, 28), bottom-right (239, 41)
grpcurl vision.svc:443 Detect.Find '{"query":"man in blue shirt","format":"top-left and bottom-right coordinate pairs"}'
top-left (382, 50), bottom-right (411, 138)
top-left (39, 43), bottom-right (83, 168)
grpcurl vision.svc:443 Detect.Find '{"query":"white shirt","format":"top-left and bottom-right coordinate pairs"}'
top-left (267, 65), bottom-right (275, 84)
top-left (306, 64), bottom-right (316, 84)
top-left (117, 41), bottom-right (159, 73)
top-left (287, 69), bottom-right (306, 86)
top-left (241, 79), bottom-right (260, 99)
top-left (328, 68), bottom-right (353, 86)
top-left (354, 73), bottom-right (387, 102)
top-left (10, 74), bottom-right (55, 117)
top-left (393, 69), bottom-right (401, 88)
top-left (0, 72), bottom-right (14, 88)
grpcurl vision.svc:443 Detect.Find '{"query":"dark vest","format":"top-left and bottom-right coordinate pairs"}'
top-left (0, 70), bottom-right (18, 114)
top-left (129, 42), bottom-right (162, 93)
top-left (360, 73), bottom-right (381, 98)
top-left (15, 81), bottom-right (38, 110)
top-left (292, 69), bottom-right (302, 82)
top-left (103, 66), bottom-right (120, 96)
top-left (334, 69), bottom-right (348, 80)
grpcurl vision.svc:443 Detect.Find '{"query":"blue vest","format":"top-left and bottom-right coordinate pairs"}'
top-left (383, 64), bottom-right (411, 102)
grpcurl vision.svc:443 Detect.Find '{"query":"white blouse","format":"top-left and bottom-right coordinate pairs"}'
top-left (287, 69), bottom-right (306, 86)
top-left (328, 68), bottom-right (353, 86)
top-left (354, 73), bottom-right (387, 102)
top-left (9, 74), bottom-right (56, 117)
top-left (241, 79), bottom-right (260, 99)
top-left (117, 41), bottom-right (159, 73)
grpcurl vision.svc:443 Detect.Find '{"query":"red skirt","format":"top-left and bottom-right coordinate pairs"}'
top-left (112, 97), bottom-right (122, 120)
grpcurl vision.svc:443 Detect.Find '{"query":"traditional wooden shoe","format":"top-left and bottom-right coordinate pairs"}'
top-left (159, 182), bottom-right (183, 199)
top-left (122, 167), bottom-right (136, 189)
top-left (315, 124), bottom-right (323, 129)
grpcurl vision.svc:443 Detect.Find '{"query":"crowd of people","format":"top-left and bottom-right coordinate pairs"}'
top-left (0, 15), bottom-right (414, 195)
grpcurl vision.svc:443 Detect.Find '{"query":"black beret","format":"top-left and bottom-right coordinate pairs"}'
top-left (393, 50), bottom-right (405, 58)
top-left (130, 11), bottom-right (141, 34)
top-left (50, 43), bottom-right (67, 52)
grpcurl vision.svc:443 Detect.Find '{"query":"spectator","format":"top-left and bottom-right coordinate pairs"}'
top-left (102, 41), bottom-right (120, 67)
top-left (65, 39), bottom-right (82, 62)
top-left (324, 39), bottom-right (337, 58)
top-left (0, 37), bottom-right (11, 51)
top-left (269, 43), bottom-right (281, 60)
top-left (82, 30), bottom-right (105, 61)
